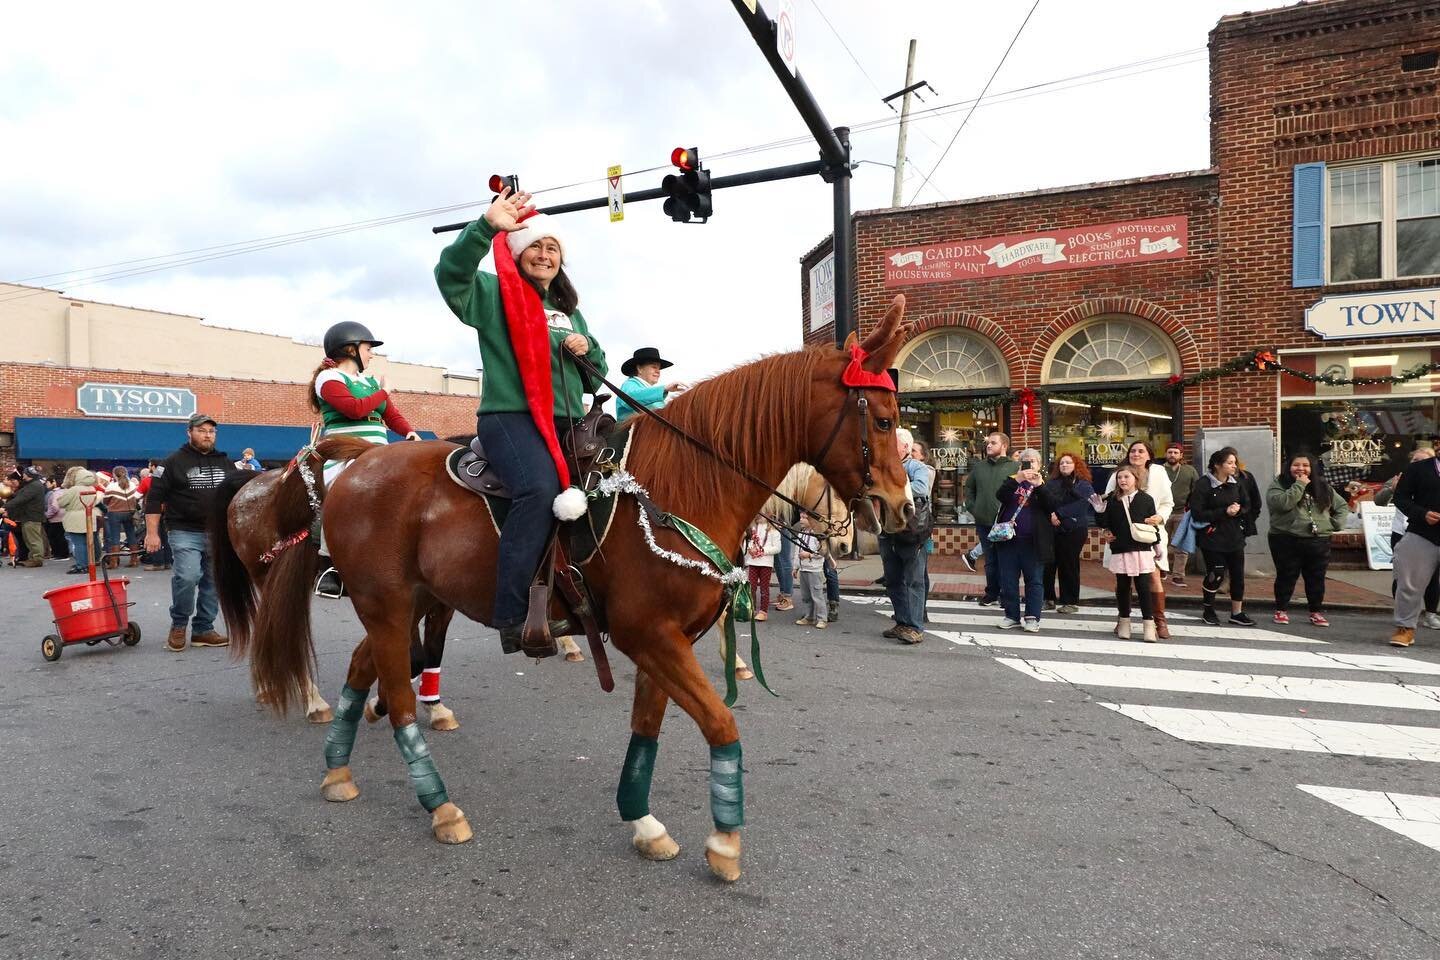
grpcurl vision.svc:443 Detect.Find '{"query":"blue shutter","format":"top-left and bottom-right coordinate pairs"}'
top-left (1292, 162), bottom-right (1326, 287)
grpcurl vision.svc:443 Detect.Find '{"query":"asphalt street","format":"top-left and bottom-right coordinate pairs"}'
top-left (2, 561), bottom-right (1438, 960)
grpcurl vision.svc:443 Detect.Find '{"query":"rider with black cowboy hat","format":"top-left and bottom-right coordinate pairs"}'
top-left (434, 187), bottom-right (609, 659)
top-left (616, 347), bottom-right (687, 423)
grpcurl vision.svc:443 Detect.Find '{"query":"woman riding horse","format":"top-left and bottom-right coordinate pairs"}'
top-left (310, 321), bottom-right (421, 598)
top-left (434, 187), bottom-right (608, 659)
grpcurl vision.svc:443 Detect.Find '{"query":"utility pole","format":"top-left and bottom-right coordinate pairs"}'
top-left (891, 39), bottom-right (917, 207)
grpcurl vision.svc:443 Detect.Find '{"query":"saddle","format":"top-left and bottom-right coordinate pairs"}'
top-left (450, 394), bottom-right (618, 499)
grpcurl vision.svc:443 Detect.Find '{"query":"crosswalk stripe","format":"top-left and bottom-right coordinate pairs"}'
top-left (1297, 785), bottom-right (1440, 854)
top-left (995, 659), bottom-right (1440, 711)
top-left (839, 594), bottom-right (1201, 620)
top-left (924, 611), bottom-right (1320, 644)
top-left (1100, 704), bottom-right (1440, 762)
top-left (932, 630), bottom-right (1440, 676)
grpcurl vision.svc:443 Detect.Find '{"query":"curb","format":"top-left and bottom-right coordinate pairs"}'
top-left (838, 580), bottom-right (1392, 614)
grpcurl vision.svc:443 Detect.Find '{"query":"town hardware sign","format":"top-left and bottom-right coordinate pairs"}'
top-left (76, 382), bottom-right (198, 420)
top-left (1304, 288), bottom-right (1440, 341)
top-left (882, 216), bottom-right (1188, 287)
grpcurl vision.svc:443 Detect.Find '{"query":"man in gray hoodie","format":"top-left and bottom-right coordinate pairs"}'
top-left (962, 432), bottom-right (1019, 606)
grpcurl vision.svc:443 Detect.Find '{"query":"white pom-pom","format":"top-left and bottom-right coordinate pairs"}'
top-left (553, 486), bottom-right (589, 521)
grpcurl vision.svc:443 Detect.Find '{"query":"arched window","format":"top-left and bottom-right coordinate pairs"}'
top-left (1043, 316), bottom-right (1178, 384)
top-left (897, 329), bottom-right (1008, 393)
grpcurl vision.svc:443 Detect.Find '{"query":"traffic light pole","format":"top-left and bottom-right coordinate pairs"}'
top-left (430, 159), bottom-right (825, 234)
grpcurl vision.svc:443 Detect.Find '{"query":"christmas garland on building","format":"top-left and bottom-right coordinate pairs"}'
top-left (903, 349), bottom-right (1440, 416)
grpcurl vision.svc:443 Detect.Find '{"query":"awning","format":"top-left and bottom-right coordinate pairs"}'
top-left (14, 417), bottom-right (436, 461)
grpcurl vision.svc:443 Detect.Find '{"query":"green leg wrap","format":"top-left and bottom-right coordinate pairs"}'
top-left (393, 722), bottom-right (449, 813)
top-left (709, 741), bottom-right (744, 831)
top-left (616, 733), bottom-right (658, 821)
top-left (323, 684), bottom-right (368, 770)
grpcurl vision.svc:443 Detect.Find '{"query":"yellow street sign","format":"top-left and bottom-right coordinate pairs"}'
top-left (607, 165), bottom-right (624, 222)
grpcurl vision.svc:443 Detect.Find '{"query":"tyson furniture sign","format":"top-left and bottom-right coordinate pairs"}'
top-left (76, 382), bottom-right (198, 420)
top-left (882, 215), bottom-right (1188, 287)
top-left (1304, 288), bottom-right (1440, 341)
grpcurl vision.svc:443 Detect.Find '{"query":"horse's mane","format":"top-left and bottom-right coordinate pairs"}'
top-left (766, 463), bottom-right (817, 517)
top-left (625, 348), bottom-right (830, 517)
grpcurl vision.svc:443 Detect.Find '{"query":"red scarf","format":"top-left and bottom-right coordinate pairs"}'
top-left (491, 217), bottom-right (570, 488)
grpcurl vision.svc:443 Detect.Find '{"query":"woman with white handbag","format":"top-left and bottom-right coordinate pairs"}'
top-left (1092, 464), bottom-right (1161, 642)
top-left (1188, 446), bottom-right (1255, 627)
top-left (1104, 441), bottom-right (1175, 638)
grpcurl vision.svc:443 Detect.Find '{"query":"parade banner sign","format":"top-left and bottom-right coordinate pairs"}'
top-left (883, 215), bottom-right (1188, 287)
top-left (77, 382), bottom-right (196, 420)
top-left (1360, 501), bottom-right (1394, 571)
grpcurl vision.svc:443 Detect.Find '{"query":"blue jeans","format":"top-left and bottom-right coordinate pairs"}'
top-left (996, 537), bottom-right (1043, 622)
top-left (824, 555), bottom-right (839, 603)
top-left (975, 523), bottom-right (1001, 601)
top-left (774, 534), bottom-right (794, 596)
top-left (104, 512), bottom-right (137, 559)
top-left (169, 528), bottom-right (219, 633)
top-left (878, 535), bottom-right (926, 629)
top-left (476, 412), bottom-right (562, 628)
top-left (65, 531), bottom-right (96, 569)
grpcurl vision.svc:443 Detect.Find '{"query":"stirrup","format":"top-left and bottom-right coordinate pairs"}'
top-left (315, 567), bottom-right (345, 599)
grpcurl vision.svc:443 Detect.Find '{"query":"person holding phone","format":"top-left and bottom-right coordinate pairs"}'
top-left (1188, 446), bottom-right (1254, 627)
top-left (991, 449), bottom-right (1051, 633)
top-left (1092, 464), bottom-right (1160, 641)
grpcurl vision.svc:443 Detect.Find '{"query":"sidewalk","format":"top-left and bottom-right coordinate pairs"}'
top-left (834, 552), bottom-right (1394, 612)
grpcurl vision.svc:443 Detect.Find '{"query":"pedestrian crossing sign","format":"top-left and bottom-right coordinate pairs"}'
top-left (607, 165), bottom-right (623, 222)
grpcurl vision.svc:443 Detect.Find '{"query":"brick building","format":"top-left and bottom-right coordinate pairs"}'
top-left (0, 283), bottom-right (481, 473)
top-left (801, 0), bottom-right (1440, 556)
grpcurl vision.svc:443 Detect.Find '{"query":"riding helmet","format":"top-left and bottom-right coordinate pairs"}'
top-left (323, 321), bottom-right (384, 360)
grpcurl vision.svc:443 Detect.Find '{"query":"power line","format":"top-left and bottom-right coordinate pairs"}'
top-left (909, 0), bottom-right (1043, 204)
top-left (4, 45), bottom-right (1204, 301)
top-left (806, 0), bottom-right (885, 97)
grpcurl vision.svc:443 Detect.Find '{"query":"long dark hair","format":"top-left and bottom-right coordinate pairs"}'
top-left (1280, 452), bottom-right (1332, 502)
top-left (532, 266), bottom-right (579, 315)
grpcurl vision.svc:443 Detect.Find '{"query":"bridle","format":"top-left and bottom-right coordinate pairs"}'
top-left (566, 351), bottom-right (887, 540)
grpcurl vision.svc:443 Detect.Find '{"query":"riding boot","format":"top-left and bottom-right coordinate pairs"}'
top-left (1152, 589), bottom-right (1171, 640)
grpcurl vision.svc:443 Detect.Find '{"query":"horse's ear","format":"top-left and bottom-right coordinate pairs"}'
top-left (861, 295), bottom-right (908, 371)
top-left (842, 330), bottom-right (858, 352)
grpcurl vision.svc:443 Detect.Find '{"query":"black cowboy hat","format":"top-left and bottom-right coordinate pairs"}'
top-left (622, 347), bottom-right (674, 378)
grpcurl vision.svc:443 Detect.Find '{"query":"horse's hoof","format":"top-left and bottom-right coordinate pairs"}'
top-left (428, 703), bottom-right (460, 732)
top-left (364, 697), bottom-right (381, 724)
top-left (633, 831), bottom-right (680, 861)
top-left (307, 707), bottom-right (334, 725)
top-left (704, 831), bottom-right (742, 882)
top-left (320, 766), bottom-right (359, 802)
top-left (736, 667), bottom-right (755, 681)
top-left (431, 802), bottom-right (473, 844)
top-left (564, 651), bottom-right (586, 663)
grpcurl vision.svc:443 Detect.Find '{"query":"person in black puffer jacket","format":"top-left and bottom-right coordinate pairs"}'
top-left (1189, 446), bottom-right (1253, 627)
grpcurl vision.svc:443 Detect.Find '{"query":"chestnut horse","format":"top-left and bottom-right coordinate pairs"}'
top-left (217, 295), bottom-right (915, 882)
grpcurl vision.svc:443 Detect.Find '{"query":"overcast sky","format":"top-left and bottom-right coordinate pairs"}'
top-left (0, 0), bottom-right (1263, 384)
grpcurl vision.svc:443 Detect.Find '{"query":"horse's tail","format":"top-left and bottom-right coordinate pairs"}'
top-left (250, 520), bottom-right (321, 716)
top-left (209, 470), bottom-right (262, 653)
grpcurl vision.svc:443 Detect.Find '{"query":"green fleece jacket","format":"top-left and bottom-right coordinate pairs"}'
top-left (435, 218), bottom-right (608, 419)
top-left (963, 455), bottom-right (1019, 526)
top-left (1264, 475), bottom-right (1349, 538)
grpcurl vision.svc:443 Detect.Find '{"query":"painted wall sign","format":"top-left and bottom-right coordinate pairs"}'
top-left (1304, 287), bottom-right (1440, 341)
top-left (883, 216), bottom-right (1188, 287)
top-left (76, 382), bottom-right (197, 420)
top-left (809, 251), bottom-right (836, 332)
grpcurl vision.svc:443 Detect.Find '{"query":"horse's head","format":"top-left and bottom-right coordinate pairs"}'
top-left (807, 295), bottom-right (916, 535)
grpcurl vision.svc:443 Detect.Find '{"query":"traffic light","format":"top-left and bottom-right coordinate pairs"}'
top-left (488, 173), bottom-right (519, 196)
top-left (661, 147), bottom-right (712, 223)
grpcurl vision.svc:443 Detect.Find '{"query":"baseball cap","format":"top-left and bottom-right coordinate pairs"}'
top-left (188, 413), bottom-right (218, 429)
top-left (23, 466), bottom-right (43, 480)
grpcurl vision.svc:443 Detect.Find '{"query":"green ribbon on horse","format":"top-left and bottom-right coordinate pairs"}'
top-left (666, 515), bottom-right (776, 707)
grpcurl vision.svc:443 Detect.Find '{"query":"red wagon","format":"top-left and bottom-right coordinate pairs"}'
top-left (39, 491), bottom-right (140, 661)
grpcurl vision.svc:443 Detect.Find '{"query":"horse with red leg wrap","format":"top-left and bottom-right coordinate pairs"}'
top-left (215, 295), bottom-right (916, 881)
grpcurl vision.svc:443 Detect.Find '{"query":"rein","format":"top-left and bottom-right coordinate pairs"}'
top-left (567, 352), bottom-right (866, 539)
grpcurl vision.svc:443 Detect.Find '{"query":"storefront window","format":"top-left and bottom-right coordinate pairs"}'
top-left (905, 406), bottom-right (1006, 525)
top-left (898, 330), bottom-right (1007, 392)
top-left (1046, 396), bottom-right (1176, 491)
top-left (1281, 397), bottom-right (1440, 496)
top-left (1045, 317), bottom-right (1177, 383)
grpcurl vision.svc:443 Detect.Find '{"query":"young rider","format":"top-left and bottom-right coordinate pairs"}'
top-left (434, 187), bottom-right (609, 658)
top-left (310, 321), bottom-right (420, 597)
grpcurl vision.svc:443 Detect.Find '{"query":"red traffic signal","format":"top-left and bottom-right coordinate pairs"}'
top-left (488, 173), bottom-right (519, 195)
top-left (671, 147), bottom-right (696, 172)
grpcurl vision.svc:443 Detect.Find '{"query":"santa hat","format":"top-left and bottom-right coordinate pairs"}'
top-left (491, 210), bottom-right (588, 521)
